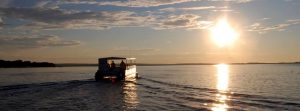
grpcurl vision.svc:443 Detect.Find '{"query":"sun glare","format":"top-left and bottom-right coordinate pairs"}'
top-left (210, 18), bottom-right (239, 47)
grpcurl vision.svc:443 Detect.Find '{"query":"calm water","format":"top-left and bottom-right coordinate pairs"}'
top-left (0, 64), bottom-right (300, 110)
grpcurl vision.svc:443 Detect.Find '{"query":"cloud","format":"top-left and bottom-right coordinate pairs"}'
top-left (65, 0), bottom-right (252, 7)
top-left (0, 0), bottom-right (254, 30)
top-left (0, 0), bottom-right (253, 9)
top-left (0, 0), bottom-right (12, 8)
top-left (0, 0), bottom-right (59, 9)
top-left (0, 8), bottom-right (82, 23)
top-left (159, 7), bottom-right (177, 12)
top-left (261, 18), bottom-right (270, 21)
top-left (159, 14), bottom-right (200, 29)
top-left (72, 0), bottom-right (196, 7)
top-left (0, 8), bottom-right (155, 30)
top-left (159, 6), bottom-right (228, 12)
top-left (248, 19), bottom-right (300, 33)
top-left (211, 9), bottom-right (233, 12)
top-left (0, 0), bottom-right (196, 8)
top-left (248, 23), bottom-right (289, 33)
top-left (0, 34), bottom-right (81, 48)
top-left (158, 6), bottom-right (235, 14)
top-left (179, 6), bottom-right (217, 10)
top-left (155, 14), bottom-right (213, 29)
top-left (209, 0), bottom-right (253, 3)
top-left (287, 19), bottom-right (300, 25)
top-left (36, 35), bottom-right (82, 47)
top-left (0, 17), bottom-right (3, 29)
top-left (0, 7), bottom-right (215, 30)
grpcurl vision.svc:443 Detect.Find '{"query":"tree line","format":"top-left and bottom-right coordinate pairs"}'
top-left (0, 60), bottom-right (55, 68)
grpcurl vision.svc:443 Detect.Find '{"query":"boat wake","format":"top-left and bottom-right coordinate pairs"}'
top-left (138, 77), bottom-right (300, 110)
top-left (0, 78), bottom-right (300, 110)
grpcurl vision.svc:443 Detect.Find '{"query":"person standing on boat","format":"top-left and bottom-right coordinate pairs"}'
top-left (120, 60), bottom-right (126, 79)
top-left (110, 61), bottom-right (116, 71)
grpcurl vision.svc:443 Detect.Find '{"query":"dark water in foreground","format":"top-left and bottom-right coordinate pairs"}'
top-left (0, 64), bottom-right (300, 110)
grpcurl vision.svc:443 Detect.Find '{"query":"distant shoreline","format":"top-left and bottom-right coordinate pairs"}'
top-left (0, 60), bottom-right (55, 68)
top-left (55, 62), bottom-right (300, 67)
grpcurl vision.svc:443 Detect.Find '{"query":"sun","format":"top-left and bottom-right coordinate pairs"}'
top-left (210, 18), bottom-right (239, 47)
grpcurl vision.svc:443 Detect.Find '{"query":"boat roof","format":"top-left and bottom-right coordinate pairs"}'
top-left (98, 57), bottom-right (136, 60)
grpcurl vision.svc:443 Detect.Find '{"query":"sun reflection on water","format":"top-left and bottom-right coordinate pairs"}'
top-left (123, 78), bottom-right (139, 109)
top-left (212, 64), bottom-right (230, 111)
top-left (216, 64), bottom-right (229, 91)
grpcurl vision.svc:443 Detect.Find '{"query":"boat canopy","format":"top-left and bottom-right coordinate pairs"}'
top-left (98, 57), bottom-right (136, 60)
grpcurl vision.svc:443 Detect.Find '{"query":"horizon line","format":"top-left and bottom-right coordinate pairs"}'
top-left (55, 62), bottom-right (300, 67)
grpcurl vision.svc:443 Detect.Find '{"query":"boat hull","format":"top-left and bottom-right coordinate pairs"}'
top-left (95, 65), bottom-right (137, 81)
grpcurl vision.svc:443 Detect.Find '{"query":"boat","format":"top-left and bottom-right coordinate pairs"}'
top-left (95, 57), bottom-right (138, 81)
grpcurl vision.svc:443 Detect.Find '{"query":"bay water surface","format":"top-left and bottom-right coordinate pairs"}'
top-left (0, 64), bottom-right (300, 110)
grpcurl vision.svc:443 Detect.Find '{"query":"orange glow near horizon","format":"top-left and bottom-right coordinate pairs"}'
top-left (210, 18), bottom-right (239, 47)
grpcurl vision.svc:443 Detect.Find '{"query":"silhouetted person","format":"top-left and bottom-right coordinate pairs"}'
top-left (120, 60), bottom-right (126, 69)
top-left (120, 60), bottom-right (126, 79)
top-left (110, 61), bottom-right (116, 71)
top-left (103, 61), bottom-right (110, 73)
